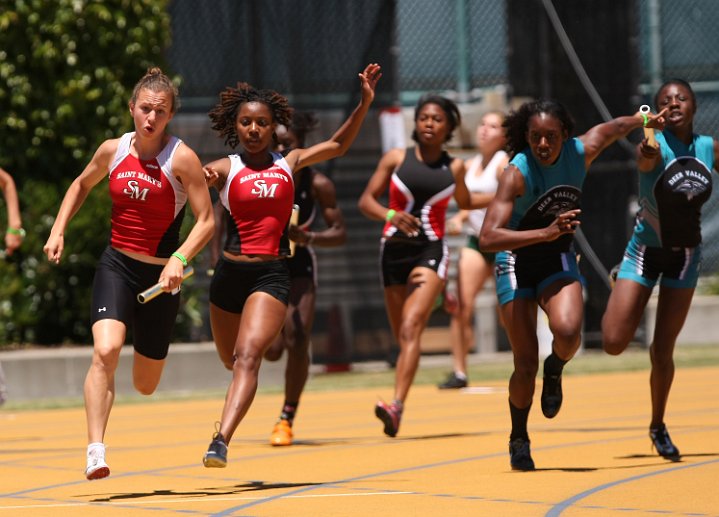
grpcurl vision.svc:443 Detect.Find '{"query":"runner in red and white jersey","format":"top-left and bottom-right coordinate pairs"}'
top-left (218, 151), bottom-right (294, 256)
top-left (44, 68), bottom-right (214, 481)
top-left (108, 132), bottom-right (188, 257)
top-left (200, 64), bottom-right (381, 469)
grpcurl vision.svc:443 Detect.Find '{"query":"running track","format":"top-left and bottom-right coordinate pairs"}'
top-left (1, 366), bottom-right (717, 516)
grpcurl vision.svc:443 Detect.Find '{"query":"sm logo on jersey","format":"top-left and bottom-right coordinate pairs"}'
top-left (250, 179), bottom-right (279, 198)
top-left (123, 180), bottom-right (150, 201)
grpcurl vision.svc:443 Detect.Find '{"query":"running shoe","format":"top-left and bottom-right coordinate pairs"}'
top-left (270, 419), bottom-right (293, 446)
top-left (375, 400), bottom-right (402, 437)
top-left (509, 437), bottom-right (535, 471)
top-left (650, 423), bottom-right (680, 460)
top-left (541, 357), bottom-right (563, 419)
top-left (437, 372), bottom-right (468, 389)
top-left (203, 432), bottom-right (228, 468)
top-left (85, 443), bottom-right (110, 480)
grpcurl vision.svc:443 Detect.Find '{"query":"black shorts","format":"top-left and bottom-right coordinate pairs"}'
top-left (91, 247), bottom-right (180, 360)
top-left (495, 249), bottom-right (581, 305)
top-left (210, 256), bottom-right (290, 313)
top-left (287, 245), bottom-right (317, 285)
top-left (380, 238), bottom-right (449, 287)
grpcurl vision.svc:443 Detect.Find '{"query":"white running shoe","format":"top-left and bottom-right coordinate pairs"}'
top-left (85, 443), bottom-right (110, 480)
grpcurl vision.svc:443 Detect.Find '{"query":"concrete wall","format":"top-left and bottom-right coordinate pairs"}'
top-left (0, 343), bottom-right (287, 402)
top-left (645, 294), bottom-right (719, 346)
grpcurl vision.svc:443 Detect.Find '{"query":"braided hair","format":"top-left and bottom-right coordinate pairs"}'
top-left (208, 83), bottom-right (293, 149)
top-left (411, 94), bottom-right (462, 143)
top-left (131, 67), bottom-right (180, 113)
top-left (504, 100), bottom-right (575, 157)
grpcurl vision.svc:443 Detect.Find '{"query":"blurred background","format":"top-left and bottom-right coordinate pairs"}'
top-left (1, 0), bottom-right (718, 364)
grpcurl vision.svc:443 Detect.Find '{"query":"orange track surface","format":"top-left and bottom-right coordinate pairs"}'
top-left (1, 367), bottom-right (718, 516)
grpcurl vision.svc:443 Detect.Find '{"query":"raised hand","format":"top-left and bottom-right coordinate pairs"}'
top-left (358, 63), bottom-right (382, 103)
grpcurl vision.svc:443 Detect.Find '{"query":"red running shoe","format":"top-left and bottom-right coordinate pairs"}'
top-left (375, 400), bottom-right (402, 437)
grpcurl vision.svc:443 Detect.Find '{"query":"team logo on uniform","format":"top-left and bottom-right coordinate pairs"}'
top-left (518, 185), bottom-right (581, 231)
top-left (123, 180), bottom-right (150, 201)
top-left (662, 156), bottom-right (712, 202)
top-left (251, 179), bottom-right (279, 198)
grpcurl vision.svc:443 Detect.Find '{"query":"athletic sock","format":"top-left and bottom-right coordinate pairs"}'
top-left (454, 371), bottom-right (467, 381)
top-left (392, 399), bottom-right (404, 413)
top-left (280, 401), bottom-right (298, 425)
top-left (509, 399), bottom-right (531, 441)
top-left (87, 442), bottom-right (105, 454)
top-left (544, 352), bottom-right (568, 376)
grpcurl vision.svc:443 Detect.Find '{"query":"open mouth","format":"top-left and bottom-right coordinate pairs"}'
top-left (668, 111), bottom-right (683, 122)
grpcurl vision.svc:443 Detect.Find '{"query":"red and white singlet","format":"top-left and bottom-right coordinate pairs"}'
top-left (108, 132), bottom-right (187, 258)
top-left (220, 152), bottom-right (295, 256)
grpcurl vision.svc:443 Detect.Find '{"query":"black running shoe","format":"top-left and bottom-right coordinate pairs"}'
top-left (541, 357), bottom-right (563, 419)
top-left (509, 437), bottom-right (535, 471)
top-left (203, 432), bottom-right (228, 468)
top-left (650, 423), bottom-right (680, 460)
top-left (437, 372), bottom-right (468, 389)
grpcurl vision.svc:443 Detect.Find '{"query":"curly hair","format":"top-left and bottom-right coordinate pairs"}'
top-left (411, 94), bottom-right (462, 143)
top-left (504, 100), bottom-right (575, 157)
top-left (131, 67), bottom-right (180, 113)
top-left (208, 83), bottom-right (293, 149)
top-left (287, 111), bottom-right (319, 147)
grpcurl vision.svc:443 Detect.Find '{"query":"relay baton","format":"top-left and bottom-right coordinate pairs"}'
top-left (288, 204), bottom-right (300, 257)
top-left (639, 105), bottom-right (657, 148)
top-left (137, 265), bottom-right (194, 304)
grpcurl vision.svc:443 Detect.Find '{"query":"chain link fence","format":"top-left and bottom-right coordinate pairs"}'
top-left (167, 0), bottom-right (396, 110)
top-left (165, 0), bottom-right (719, 353)
top-left (396, 0), bottom-right (508, 100)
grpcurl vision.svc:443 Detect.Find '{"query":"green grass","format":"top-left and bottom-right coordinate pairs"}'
top-left (3, 345), bottom-right (719, 411)
top-left (305, 345), bottom-right (719, 393)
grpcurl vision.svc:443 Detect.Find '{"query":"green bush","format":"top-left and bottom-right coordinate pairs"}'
top-left (0, 1), bottom-right (213, 346)
top-left (0, 0), bottom-right (172, 179)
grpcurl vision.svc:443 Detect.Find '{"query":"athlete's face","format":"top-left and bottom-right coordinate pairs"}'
top-left (274, 125), bottom-right (300, 153)
top-left (235, 101), bottom-right (277, 153)
top-left (525, 113), bottom-right (567, 166)
top-left (129, 88), bottom-right (174, 138)
top-left (476, 113), bottom-right (506, 155)
top-left (415, 103), bottom-right (451, 145)
top-left (656, 83), bottom-right (696, 130)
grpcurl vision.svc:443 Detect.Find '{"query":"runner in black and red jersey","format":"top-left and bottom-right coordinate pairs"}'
top-left (263, 112), bottom-right (347, 447)
top-left (201, 64), bottom-right (381, 468)
top-left (44, 68), bottom-right (214, 480)
top-left (358, 94), bottom-right (490, 438)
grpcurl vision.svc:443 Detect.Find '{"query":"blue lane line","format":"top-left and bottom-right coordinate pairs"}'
top-left (208, 450), bottom-right (510, 516)
top-left (3, 430), bottom-right (716, 516)
top-left (545, 458), bottom-right (719, 517)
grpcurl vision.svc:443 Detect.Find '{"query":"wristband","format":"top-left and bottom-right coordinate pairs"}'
top-left (7, 227), bottom-right (25, 238)
top-left (385, 209), bottom-right (396, 222)
top-left (171, 251), bottom-right (188, 266)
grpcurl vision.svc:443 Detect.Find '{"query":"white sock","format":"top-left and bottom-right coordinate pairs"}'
top-left (87, 442), bottom-right (105, 457)
top-left (454, 371), bottom-right (467, 380)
